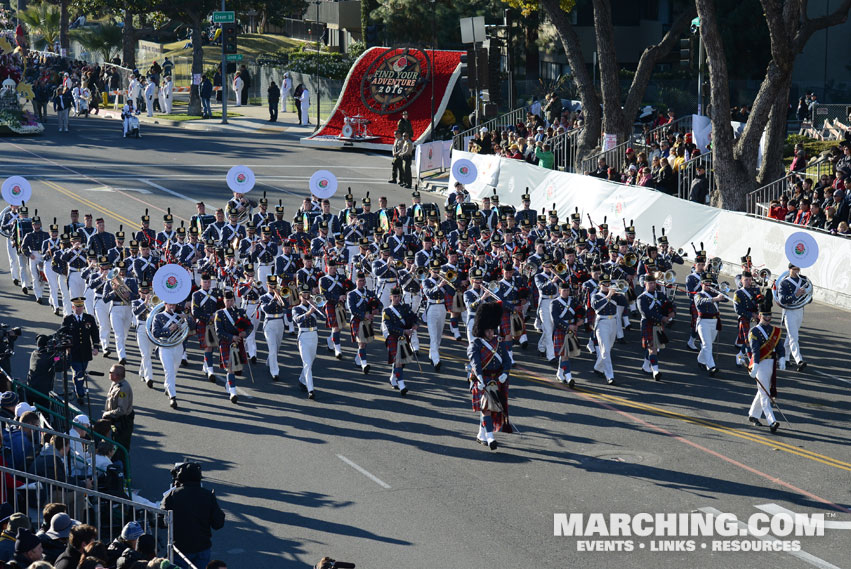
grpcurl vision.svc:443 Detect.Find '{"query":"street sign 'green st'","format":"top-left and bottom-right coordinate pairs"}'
top-left (213, 11), bottom-right (235, 24)
top-left (226, 53), bottom-right (243, 62)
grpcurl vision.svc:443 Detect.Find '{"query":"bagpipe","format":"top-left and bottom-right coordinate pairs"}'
top-left (225, 316), bottom-right (253, 374)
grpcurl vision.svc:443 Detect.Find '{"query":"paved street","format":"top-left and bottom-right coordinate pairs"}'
top-left (2, 114), bottom-right (851, 569)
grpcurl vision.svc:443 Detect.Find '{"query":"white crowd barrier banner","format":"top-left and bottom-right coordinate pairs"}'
top-left (449, 150), bottom-right (851, 310)
top-left (415, 141), bottom-right (454, 178)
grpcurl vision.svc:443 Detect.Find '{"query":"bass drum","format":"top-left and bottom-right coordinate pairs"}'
top-left (341, 124), bottom-right (354, 138)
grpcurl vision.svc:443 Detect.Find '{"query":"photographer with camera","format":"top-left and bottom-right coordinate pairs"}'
top-left (161, 462), bottom-right (225, 569)
top-left (27, 334), bottom-right (59, 410)
top-left (0, 323), bottom-right (22, 389)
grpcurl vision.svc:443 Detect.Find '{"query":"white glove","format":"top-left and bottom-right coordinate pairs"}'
top-left (778, 358), bottom-right (787, 371)
top-left (498, 373), bottom-right (508, 384)
top-left (749, 366), bottom-right (758, 379)
top-left (476, 377), bottom-right (485, 390)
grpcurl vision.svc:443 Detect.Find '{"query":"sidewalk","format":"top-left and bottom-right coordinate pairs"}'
top-left (94, 98), bottom-right (319, 136)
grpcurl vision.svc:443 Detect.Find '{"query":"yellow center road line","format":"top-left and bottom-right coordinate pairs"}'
top-left (41, 180), bottom-right (137, 228)
top-left (444, 354), bottom-right (851, 472)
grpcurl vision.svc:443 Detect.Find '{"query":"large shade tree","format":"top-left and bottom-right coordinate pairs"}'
top-left (695, 0), bottom-right (851, 210)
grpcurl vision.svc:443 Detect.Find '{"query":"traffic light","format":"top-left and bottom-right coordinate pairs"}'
top-left (222, 23), bottom-right (238, 55)
top-left (679, 37), bottom-right (691, 68)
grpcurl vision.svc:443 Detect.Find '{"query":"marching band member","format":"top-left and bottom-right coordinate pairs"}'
top-left (88, 217), bottom-right (116, 257)
top-left (534, 256), bottom-right (558, 362)
top-left (0, 205), bottom-right (22, 288)
top-left (132, 242), bottom-right (159, 283)
top-left (462, 268), bottom-right (491, 345)
top-left (106, 228), bottom-right (129, 265)
top-left (62, 233), bottom-right (89, 303)
top-left (202, 209), bottom-right (226, 243)
top-left (131, 281), bottom-right (155, 388)
top-left (20, 214), bottom-right (49, 305)
top-left (422, 259), bottom-right (449, 370)
top-left (52, 234), bottom-right (73, 316)
top-left (685, 253), bottom-right (707, 351)
top-left (236, 264), bottom-right (262, 364)
top-left (156, 212), bottom-right (177, 250)
top-left (637, 273), bottom-right (671, 381)
top-left (442, 249), bottom-right (468, 341)
top-left (551, 281), bottom-right (578, 386)
top-left (82, 248), bottom-right (99, 315)
top-left (372, 243), bottom-right (396, 308)
top-left (103, 260), bottom-right (139, 365)
top-left (495, 263), bottom-right (528, 362)
top-left (151, 301), bottom-right (183, 409)
top-left (90, 257), bottom-right (113, 356)
top-left (252, 226), bottom-right (278, 289)
top-left (215, 291), bottom-right (252, 404)
top-left (733, 271), bottom-right (760, 367)
top-left (748, 294), bottom-right (784, 433)
top-left (293, 284), bottom-right (321, 399)
top-left (400, 253), bottom-right (422, 351)
top-left (778, 263), bottom-right (808, 371)
top-left (695, 275), bottom-right (727, 375)
top-left (319, 259), bottom-right (349, 359)
top-left (41, 222), bottom-right (63, 314)
top-left (260, 275), bottom-right (287, 381)
top-left (382, 286), bottom-right (417, 396)
top-left (347, 272), bottom-right (376, 374)
top-left (296, 253), bottom-right (321, 294)
top-left (78, 214), bottom-right (96, 244)
top-left (134, 210), bottom-right (156, 247)
top-left (468, 302), bottom-right (512, 451)
top-left (591, 274), bottom-right (618, 385)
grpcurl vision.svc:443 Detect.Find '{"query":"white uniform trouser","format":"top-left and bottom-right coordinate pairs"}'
top-left (85, 287), bottom-right (95, 316)
top-left (466, 313), bottom-right (476, 345)
top-left (257, 264), bottom-right (273, 291)
top-left (264, 318), bottom-right (284, 377)
top-left (696, 317), bottom-right (718, 369)
top-left (59, 273), bottom-right (72, 315)
top-left (298, 330), bottom-right (318, 391)
top-left (27, 254), bottom-right (43, 298)
top-left (158, 344), bottom-right (182, 398)
top-left (243, 303), bottom-right (259, 358)
top-left (44, 261), bottom-right (59, 307)
top-left (404, 292), bottom-right (422, 351)
top-left (94, 299), bottom-right (111, 351)
top-left (425, 303), bottom-right (446, 364)
top-left (5, 238), bottom-right (21, 282)
top-left (346, 245), bottom-right (359, 274)
top-left (782, 308), bottom-right (804, 364)
top-left (537, 297), bottom-right (555, 359)
top-left (68, 271), bottom-right (85, 300)
top-left (615, 304), bottom-right (625, 339)
top-left (377, 281), bottom-right (392, 309)
top-left (109, 305), bottom-right (132, 360)
top-left (594, 316), bottom-right (617, 380)
top-left (749, 359), bottom-right (777, 424)
top-left (135, 323), bottom-right (154, 381)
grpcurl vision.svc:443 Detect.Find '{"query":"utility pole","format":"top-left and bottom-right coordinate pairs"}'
top-left (220, 0), bottom-right (229, 124)
top-left (429, 0), bottom-right (436, 142)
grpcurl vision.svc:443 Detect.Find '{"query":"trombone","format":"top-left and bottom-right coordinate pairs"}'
top-left (708, 281), bottom-right (735, 302)
top-left (437, 268), bottom-right (458, 288)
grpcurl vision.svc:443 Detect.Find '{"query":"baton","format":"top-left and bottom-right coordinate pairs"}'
top-left (752, 368), bottom-right (793, 430)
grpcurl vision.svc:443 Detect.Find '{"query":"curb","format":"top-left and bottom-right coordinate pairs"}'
top-left (90, 109), bottom-right (306, 134)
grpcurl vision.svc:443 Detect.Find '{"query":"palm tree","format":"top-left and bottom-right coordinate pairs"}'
top-left (17, 3), bottom-right (61, 51)
top-left (71, 24), bottom-right (124, 64)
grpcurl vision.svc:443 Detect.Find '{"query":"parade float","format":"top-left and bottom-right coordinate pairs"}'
top-left (301, 47), bottom-right (464, 151)
top-left (0, 34), bottom-right (44, 136)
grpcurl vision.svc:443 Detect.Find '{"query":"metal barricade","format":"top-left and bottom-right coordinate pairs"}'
top-left (810, 104), bottom-right (851, 139)
top-left (0, 464), bottom-right (173, 561)
top-left (551, 128), bottom-right (582, 173)
top-left (678, 153), bottom-right (714, 200)
top-left (452, 107), bottom-right (528, 151)
top-left (746, 172), bottom-right (801, 216)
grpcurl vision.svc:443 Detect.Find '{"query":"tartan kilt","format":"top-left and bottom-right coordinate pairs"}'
top-left (385, 334), bottom-right (398, 365)
top-left (324, 300), bottom-right (339, 329)
top-left (444, 290), bottom-right (453, 311)
top-left (350, 318), bottom-right (359, 343)
top-left (196, 320), bottom-right (217, 351)
top-left (640, 321), bottom-right (655, 349)
top-left (736, 317), bottom-right (751, 346)
top-left (689, 302), bottom-right (698, 330)
top-left (218, 339), bottom-right (247, 375)
top-left (499, 310), bottom-right (511, 337)
top-left (470, 372), bottom-right (511, 432)
top-left (553, 328), bottom-right (566, 356)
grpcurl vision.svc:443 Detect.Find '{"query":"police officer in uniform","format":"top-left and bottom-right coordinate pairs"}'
top-left (62, 297), bottom-right (100, 401)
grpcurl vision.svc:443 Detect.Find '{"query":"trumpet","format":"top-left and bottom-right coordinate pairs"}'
top-left (310, 294), bottom-right (327, 309)
top-left (610, 279), bottom-right (629, 293)
top-left (708, 282), bottom-right (735, 302)
top-left (677, 248), bottom-right (688, 257)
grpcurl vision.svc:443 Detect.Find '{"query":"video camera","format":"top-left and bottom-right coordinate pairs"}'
top-left (0, 323), bottom-right (22, 361)
top-left (43, 324), bottom-right (73, 354)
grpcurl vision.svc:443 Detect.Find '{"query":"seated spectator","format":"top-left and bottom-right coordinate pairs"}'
top-left (37, 505), bottom-right (70, 564)
top-left (835, 142), bottom-right (851, 179)
top-left (624, 164), bottom-right (638, 185)
top-left (535, 143), bottom-right (554, 169)
top-left (635, 151), bottom-right (649, 171)
top-left (0, 503), bottom-right (15, 562)
top-left (106, 521), bottom-right (144, 568)
top-left (655, 158), bottom-right (676, 195)
top-left (824, 206), bottom-right (838, 232)
top-left (589, 157), bottom-right (608, 178)
top-left (836, 221), bottom-right (850, 235)
top-left (828, 189), bottom-right (849, 223)
top-left (768, 199), bottom-right (788, 221)
top-left (11, 528), bottom-right (43, 568)
top-left (784, 200), bottom-right (799, 223)
top-left (689, 164), bottom-right (710, 204)
top-left (794, 200), bottom-right (812, 225)
top-left (624, 147), bottom-right (637, 168)
top-left (54, 524), bottom-right (98, 569)
top-left (40, 513), bottom-right (77, 565)
top-left (637, 167), bottom-right (653, 187)
top-left (808, 202), bottom-right (826, 228)
top-left (67, 414), bottom-right (93, 477)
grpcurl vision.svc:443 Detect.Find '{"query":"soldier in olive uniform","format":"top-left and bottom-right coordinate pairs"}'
top-left (102, 363), bottom-right (134, 472)
top-left (62, 297), bottom-right (100, 401)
